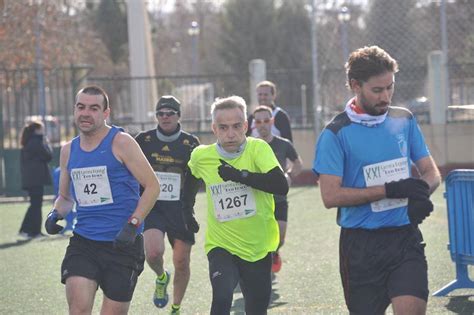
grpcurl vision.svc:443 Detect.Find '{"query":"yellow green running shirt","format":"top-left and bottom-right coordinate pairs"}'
top-left (188, 137), bottom-right (280, 262)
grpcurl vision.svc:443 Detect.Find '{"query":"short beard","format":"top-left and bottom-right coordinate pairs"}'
top-left (360, 94), bottom-right (389, 116)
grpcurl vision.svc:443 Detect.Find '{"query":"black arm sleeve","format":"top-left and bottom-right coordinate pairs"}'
top-left (246, 114), bottom-right (254, 136)
top-left (241, 166), bottom-right (289, 195)
top-left (181, 167), bottom-right (201, 212)
top-left (274, 111), bottom-right (293, 142)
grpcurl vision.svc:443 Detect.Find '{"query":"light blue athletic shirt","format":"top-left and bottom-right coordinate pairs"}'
top-left (313, 107), bottom-right (430, 229)
top-left (68, 126), bottom-right (140, 241)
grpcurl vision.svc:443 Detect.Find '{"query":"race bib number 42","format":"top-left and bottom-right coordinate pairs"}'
top-left (71, 166), bottom-right (113, 207)
top-left (209, 181), bottom-right (257, 222)
top-left (363, 157), bottom-right (409, 212)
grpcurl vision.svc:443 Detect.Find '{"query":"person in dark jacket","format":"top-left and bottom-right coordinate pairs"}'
top-left (19, 120), bottom-right (52, 238)
top-left (247, 80), bottom-right (293, 143)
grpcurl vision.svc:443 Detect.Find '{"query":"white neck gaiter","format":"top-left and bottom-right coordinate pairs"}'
top-left (216, 140), bottom-right (247, 159)
top-left (345, 98), bottom-right (388, 127)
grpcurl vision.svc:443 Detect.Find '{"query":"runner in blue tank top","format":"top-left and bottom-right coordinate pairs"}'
top-left (44, 85), bottom-right (160, 314)
top-left (313, 46), bottom-right (441, 314)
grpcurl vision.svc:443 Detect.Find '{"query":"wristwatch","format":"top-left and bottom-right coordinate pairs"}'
top-left (128, 217), bottom-right (140, 227)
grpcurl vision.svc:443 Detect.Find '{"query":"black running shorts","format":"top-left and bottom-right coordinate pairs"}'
top-left (61, 233), bottom-right (145, 302)
top-left (143, 201), bottom-right (195, 245)
top-left (339, 225), bottom-right (428, 314)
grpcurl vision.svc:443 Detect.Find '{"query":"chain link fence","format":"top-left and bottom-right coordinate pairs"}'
top-left (308, 0), bottom-right (474, 126)
top-left (0, 0), bottom-right (472, 196)
top-left (0, 66), bottom-right (93, 149)
top-left (1, 2), bottom-right (472, 148)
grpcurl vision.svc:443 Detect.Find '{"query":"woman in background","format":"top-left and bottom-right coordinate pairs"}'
top-left (19, 120), bottom-right (52, 238)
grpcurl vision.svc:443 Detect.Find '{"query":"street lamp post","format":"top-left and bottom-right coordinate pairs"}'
top-left (187, 21), bottom-right (200, 75)
top-left (34, 3), bottom-right (47, 130)
top-left (309, 0), bottom-right (322, 138)
top-left (338, 6), bottom-right (351, 102)
top-left (171, 41), bottom-right (181, 75)
top-left (187, 21), bottom-right (203, 130)
top-left (338, 6), bottom-right (350, 63)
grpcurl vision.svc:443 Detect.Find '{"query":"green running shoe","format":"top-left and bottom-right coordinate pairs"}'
top-left (153, 271), bottom-right (170, 308)
top-left (170, 304), bottom-right (181, 314)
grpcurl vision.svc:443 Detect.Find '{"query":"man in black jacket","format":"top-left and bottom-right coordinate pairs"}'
top-left (247, 80), bottom-right (293, 142)
top-left (135, 95), bottom-right (200, 314)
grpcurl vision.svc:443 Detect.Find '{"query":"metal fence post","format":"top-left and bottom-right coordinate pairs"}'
top-left (311, 0), bottom-right (322, 138)
top-left (440, 0), bottom-right (450, 109)
top-left (428, 51), bottom-right (448, 125)
top-left (0, 88), bottom-right (4, 194)
top-left (249, 59), bottom-right (266, 109)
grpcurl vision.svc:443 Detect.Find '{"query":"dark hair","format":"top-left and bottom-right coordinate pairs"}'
top-left (75, 85), bottom-right (110, 110)
top-left (20, 120), bottom-right (43, 147)
top-left (346, 46), bottom-right (399, 89)
top-left (256, 80), bottom-right (277, 95)
top-left (253, 105), bottom-right (272, 116)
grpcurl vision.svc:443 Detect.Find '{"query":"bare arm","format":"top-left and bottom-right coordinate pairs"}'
top-left (53, 142), bottom-right (75, 217)
top-left (319, 174), bottom-right (386, 209)
top-left (415, 156), bottom-right (441, 194)
top-left (285, 157), bottom-right (303, 186)
top-left (113, 132), bottom-right (160, 224)
top-left (287, 157), bottom-right (303, 177)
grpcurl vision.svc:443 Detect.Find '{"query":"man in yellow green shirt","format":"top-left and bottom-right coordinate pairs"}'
top-left (182, 95), bottom-right (289, 314)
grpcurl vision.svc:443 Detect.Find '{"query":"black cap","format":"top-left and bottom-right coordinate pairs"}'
top-left (155, 95), bottom-right (181, 113)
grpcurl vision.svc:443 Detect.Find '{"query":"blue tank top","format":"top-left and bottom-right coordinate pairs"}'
top-left (68, 126), bottom-right (140, 241)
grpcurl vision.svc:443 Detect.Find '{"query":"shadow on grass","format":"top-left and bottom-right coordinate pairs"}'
top-left (0, 239), bottom-right (32, 249)
top-left (269, 273), bottom-right (287, 309)
top-left (0, 234), bottom-right (69, 250)
top-left (230, 273), bottom-right (287, 313)
top-left (445, 295), bottom-right (474, 314)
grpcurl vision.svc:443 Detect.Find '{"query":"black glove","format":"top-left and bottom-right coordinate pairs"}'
top-left (45, 209), bottom-right (64, 234)
top-left (407, 198), bottom-right (434, 225)
top-left (113, 222), bottom-right (138, 249)
top-left (218, 159), bottom-right (246, 183)
top-left (385, 178), bottom-right (430, 200)
top-left (182, 208), bottom-right (200, 233)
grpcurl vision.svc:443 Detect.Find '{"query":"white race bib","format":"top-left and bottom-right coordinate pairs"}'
top-left (155, 172), bottom-right (181, 201)
top-left (363, 157), bottom-right (409, 212)
top-left (71, 166), bottom-right (113, 207)
top-left (209, 181), bottom-right (257, 222)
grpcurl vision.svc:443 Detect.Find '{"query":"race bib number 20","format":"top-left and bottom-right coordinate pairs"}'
top-left (155, 172), bottom-right (181, 201)
top-left (209, 182), bottom-right (257, 222)
top-left (71, 166), bottom-right (113, 207)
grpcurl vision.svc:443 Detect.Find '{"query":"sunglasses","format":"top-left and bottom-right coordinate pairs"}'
top-left (254, 118), bottom-right (272, 124)
top-left (157, 111), bottom-right (178, 117)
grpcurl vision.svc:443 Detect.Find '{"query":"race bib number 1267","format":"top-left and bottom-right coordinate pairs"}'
top-left (209, 181), bottom-right (256, 222)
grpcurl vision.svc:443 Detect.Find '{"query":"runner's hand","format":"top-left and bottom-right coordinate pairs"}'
top-left (407, 198), bottom-right (433, 225)
top-left (45, 209), bottom-right (63, 234)
top-left (385, 178), bottom-right (430, 200)
top-left (218, 159), bottom-right (243, 183)
top-left (114, 222), bottom-right (137, 249)
top-left (182, 209), bottom-right (200, 233)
